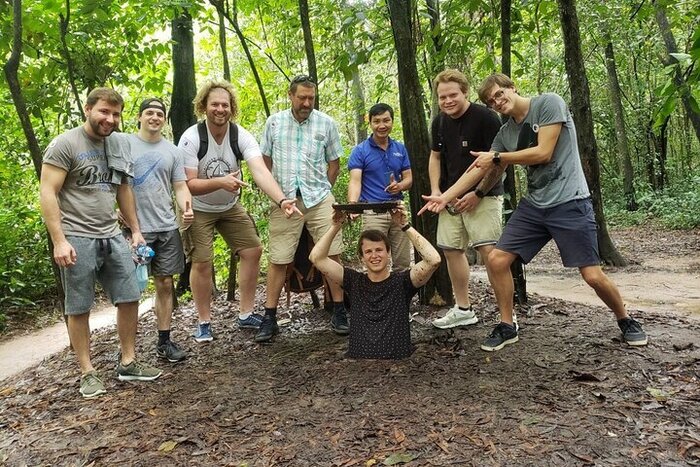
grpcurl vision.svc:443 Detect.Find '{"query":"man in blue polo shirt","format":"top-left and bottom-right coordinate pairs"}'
top-left (348, 103), bottom-right (413, 270)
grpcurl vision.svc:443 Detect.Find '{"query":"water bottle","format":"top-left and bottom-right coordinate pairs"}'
top-left (133, 245), bottom-right (155, 292)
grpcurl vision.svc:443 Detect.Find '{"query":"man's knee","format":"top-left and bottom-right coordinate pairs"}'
top-left (580, 266), bottom-right (608, 290)
top-left (239, 245), bottom-right (263, 261)
top-left (488, 249), bottom-right (514, 271)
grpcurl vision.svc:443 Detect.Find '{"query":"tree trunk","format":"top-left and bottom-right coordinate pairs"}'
top-left (298, 0), bottom-right (319, 109)
top-left (387, 0), bottom-right (452, 306)
top-left (213, 0), bottom-right (270, 118)
top-left (557, 0), bottom-right (626, 266)
top-left (58, 1), bottom-right (83, 120)
top-left (170, 9), bottom-right (197, 145)
top-left (350, 68), bottom-right (367, 144)
top-left (426, 0), bottom-right (443, 115)
top-left (500, 0), bottom-right (527, 305)
top-left (654, 4), bottom-right (700, 144)
top-left (218, 8), bottom-right (231, 81)
top-left (602, 30), bottom-right (637, 211)
top-left (4, 0), bottom-right (65, 312)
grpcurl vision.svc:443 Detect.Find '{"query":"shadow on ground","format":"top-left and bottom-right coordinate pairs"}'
top-left (1, 281), bottom-right (699, 466)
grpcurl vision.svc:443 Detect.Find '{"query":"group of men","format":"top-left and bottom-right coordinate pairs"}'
top-left (40, 69), bottom-right (647, 398)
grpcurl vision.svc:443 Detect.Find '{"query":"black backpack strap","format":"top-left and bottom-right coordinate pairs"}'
top-left (228, 122), bottom-right (243, 162)
top-left (196, 121), bottom-right (208, 161)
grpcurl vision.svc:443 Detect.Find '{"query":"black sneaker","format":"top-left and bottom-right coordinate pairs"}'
top-left (618, 317), bottom-right (648, 346)
top-left (480, 322), bottom-right (519, 351)
top-left (254, 315), bottom-right (279, 343)
top-left (157, 340), bottom-right (187, 362)
top-left (331, 308), bottom-right (349, 335)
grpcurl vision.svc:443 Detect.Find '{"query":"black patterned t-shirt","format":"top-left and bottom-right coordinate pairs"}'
top-left (342, 268), bottom-right (419, 359)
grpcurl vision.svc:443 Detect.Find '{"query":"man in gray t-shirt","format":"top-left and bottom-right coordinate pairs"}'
top-left (126, 98), bottom-right (194, 363)
top-left (40, 88), bottom-right (162, 399)
top-left (420, 74), bottom-right (648, 352)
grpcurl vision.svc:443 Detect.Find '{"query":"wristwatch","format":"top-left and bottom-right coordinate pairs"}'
top-left (474, 189), bottom-right (486, 198)
top-left (401, 223), bottom-right (412, 232)
top-left (492, 151), bottom-right (501, 165)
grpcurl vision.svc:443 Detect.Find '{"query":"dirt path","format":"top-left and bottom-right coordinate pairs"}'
top-left (0, 225), bottom-right (698, 466)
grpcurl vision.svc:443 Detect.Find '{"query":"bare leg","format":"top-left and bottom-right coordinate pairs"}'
top-left (237, 246), bottom-right (262, 314)
top-left (153, 276), bottom-right (174, 331)
top-left (443, 249), bottom-right (471, 308)
top-left (265, 262), bottom-right (290, 309)
top-left (66, 313), bottom-right (93, 374)
top-left (191, 261), bottom-right (212, 322)
top-left (579, 265), bottom-right (628, 319)
top-left (486, 249), bottom-right (517, 324)
top-left (116, 301), bottom-right (139, 364)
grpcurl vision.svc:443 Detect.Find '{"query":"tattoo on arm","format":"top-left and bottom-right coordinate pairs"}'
top-left (475, 165), bottom-right (506, 194)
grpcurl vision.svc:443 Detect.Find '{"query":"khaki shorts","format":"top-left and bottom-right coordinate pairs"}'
top-left (268, 193), bottom-right (343, 264)
top-left (183, 203), bottom-right (261, 263)
top-left (362, 212), bottom-right (411, 270)
top-left (437, 195), bottom-right (503, 250)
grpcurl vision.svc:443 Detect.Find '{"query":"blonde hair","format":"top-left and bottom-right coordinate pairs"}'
top-left (433, 69), bottom-right (470, 95)
top-left (477, 73), bottom-right (515, 104)
top-left (193, 80), bottom-right (238, 120)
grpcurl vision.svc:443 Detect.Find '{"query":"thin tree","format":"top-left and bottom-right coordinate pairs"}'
top-left (170, 8), bottom-right (197, 145)
top-left (4, 0), bottom-right (65, 311)
top-left (557, 0), bottom-right (626, 266)
top-left (602, 28), bottom-right (638, 211)
top-left (387, 0), bottom-right (452, 305)
top-left (298, 0), bottom-right (319, 109)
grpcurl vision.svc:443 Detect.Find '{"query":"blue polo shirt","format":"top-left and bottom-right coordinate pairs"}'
top-left (347, 136), bottom-right (411, 202)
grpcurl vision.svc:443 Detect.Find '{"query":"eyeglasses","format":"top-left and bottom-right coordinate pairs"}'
top-left (486, 88), bottom-right (507, 108)
top-left (291, 75), bottom-right (315, 85)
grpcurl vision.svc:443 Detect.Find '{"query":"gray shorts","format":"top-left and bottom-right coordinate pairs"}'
top-left (143, 229), bottom-right (185, 277)
top-left (497, 197), bottom-right (599, 267)
top-left (61, 235), bottom-right (141, 315)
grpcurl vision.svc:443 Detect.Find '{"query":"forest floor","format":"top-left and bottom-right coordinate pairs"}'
top-left (1, 225), bottom-right (699, 466)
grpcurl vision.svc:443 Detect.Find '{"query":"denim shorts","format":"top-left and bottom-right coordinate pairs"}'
top-left (496, 197), bottom-right (600, 267)
top-left (61, 235), bottom-right (141, 315)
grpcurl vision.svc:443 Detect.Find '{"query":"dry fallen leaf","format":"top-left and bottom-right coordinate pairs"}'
top-left (158, 440), bottom-right (177, 452)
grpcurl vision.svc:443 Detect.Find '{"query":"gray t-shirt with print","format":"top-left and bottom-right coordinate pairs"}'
top-left (491, 93), bottom-right (590, 207)
top-left (179, 122), bottom-right (263, 213)
top-left (128, 134), bottom-right (187, 233)
top-left (42, 127), bottom-right (130, 238)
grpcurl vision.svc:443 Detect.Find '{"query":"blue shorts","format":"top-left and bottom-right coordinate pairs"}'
top-left (496, 197), bottom-right (600, 267)
top-left (61, 235), bottom-right (141, 315)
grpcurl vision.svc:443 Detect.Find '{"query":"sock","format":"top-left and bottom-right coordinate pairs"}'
top-left (239, 311), bottom-right (251, 320)
top-left (333, 302), bottom-right (345, 313)
top-left (264, 307), bottom-right (277, 318)
top-left (458, 305), bottom-right (472, 312)
top-left (158, 330), bottom-right (170, 345)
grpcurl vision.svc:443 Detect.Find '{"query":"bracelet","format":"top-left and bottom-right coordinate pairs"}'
top-left (277, 198), bottom-right (288, 208)
top-left (401, 223), bottom-right (412, 232)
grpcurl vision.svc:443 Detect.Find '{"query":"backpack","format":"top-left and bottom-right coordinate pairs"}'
top-left (196, 121), bottom-right (244, 175)
top-left (286, 225), bottom-right (324, 294)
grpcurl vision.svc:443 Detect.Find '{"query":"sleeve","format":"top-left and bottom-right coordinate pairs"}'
top-left (347, 144), bottom-right (364, 170)
top-left (171, 147), bottom-right (188, 183)
top-left (342, 267), bottom-right (358, 293)
top-left (537, 94), bottom-right (569, 127)
top-left (259, 116), bottom-right (274, 157)
top-left (324, 120), bottom-right (344, 163)
top-left (401, 270), bottom-right (420, 298)
top-left (236, 126), bottom-right (263, 162)
top-left (42, 135), bottom-right (72, 171)
top-left (430, 115), bottom-right (441, 151)
top-left (177, 128), bottom-right (200, 169)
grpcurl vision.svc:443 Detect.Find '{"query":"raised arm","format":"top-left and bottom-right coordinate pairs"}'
top-left (389, 206), bottom-right (441, 287)
top-left (308, 210), bottom-right (346, 287)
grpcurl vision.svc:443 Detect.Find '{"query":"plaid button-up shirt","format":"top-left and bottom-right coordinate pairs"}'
top-left (260, 109), bottom-right (343, 208)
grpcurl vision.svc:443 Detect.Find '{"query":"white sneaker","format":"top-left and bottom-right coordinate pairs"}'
top-left (432, 305), bottom-right (479, 329)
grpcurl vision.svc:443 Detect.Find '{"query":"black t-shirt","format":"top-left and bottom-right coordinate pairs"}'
top-left (342, 268), bottom-right (419, 359)
top-left (430, 103), bottom-right (503, 194)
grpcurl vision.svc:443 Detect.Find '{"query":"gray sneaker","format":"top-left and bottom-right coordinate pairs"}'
top-left (117, 360), bottom-right (163, 381)
top-left (80, 371), bottom-right (106, 398)
top-left (618, 317), bottom-right (648, 346)
top-left (157, 340), bottom-right (187, 362)
top-left (481, 322), bottom-right (519, 351)
top-left (432, 305), bottom-right (479, 329)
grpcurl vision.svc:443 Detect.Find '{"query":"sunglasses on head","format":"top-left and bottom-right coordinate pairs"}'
top-left (291, 75), bottom-right (315, 85)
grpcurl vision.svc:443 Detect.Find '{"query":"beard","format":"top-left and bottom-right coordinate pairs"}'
top-left (88, 116), bottom-right (116, 137)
